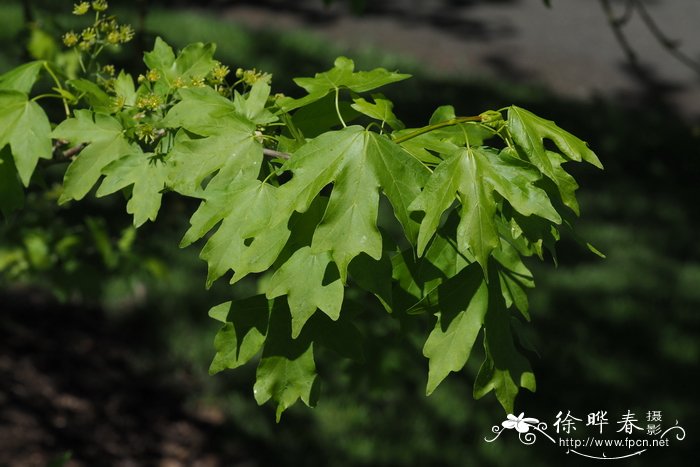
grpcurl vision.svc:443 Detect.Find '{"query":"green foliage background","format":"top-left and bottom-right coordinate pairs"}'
top-left (1, 2), bottom-right (699, 465)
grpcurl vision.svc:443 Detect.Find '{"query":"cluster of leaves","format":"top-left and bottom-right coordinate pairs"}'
top-left (0, 3), bottom-right (602, 420)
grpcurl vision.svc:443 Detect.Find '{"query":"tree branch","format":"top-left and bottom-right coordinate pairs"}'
top-left (263, 148), bottom-right (291, 160)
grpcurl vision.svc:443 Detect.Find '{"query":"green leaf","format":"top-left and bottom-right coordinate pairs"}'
top-left (209, 297), bottom-right (270, 374)
top-left (180, 178), bottom-right (290, 287)
top-left (351, 95), bottom-right (404, 130)
top-left (280, 126), bottom-right (429, 281)
top-left (96, 152), bottom-right (168, 227)
top-left (0, 91), bottom-right (52, 186)
top-left (391, 220), bottom-right (471, 314)
top-left (0, 61), bottom-right (44, 93)
top-left (348, 251), bottom-right (394, 312)
top-left (473, 266), bottom-right (536, 412)
top-left (52, 110), bottom-right (135, 203)
top-left (144, 37), bottom-right (216, 89)
top-left (162, 87), bottom-right (261, 195)
top-left (410, 146), bottom-right (560, 273)
top-left (277, 57), bottom-right (410, 112)
top-left (409, 148), bottom-right (498, 273)
top-left (287, 93), bottom-right (360, 138)
top-left (545, 149), bottom-right (581, 215)
top-left (233, 80), bottom-right (277, 125)
top-left (423, 263), bottom-right (488, 395)
top-left (113, 71), bottom-right (137, 108)
top-left (493, 241), bottom-right (534, 319)
top-left (508, 106), bottom-right (603, 181)
top-left (0, 146), bottom-right (24, 217)
top-left (254, 304), bottom-right (318, 422)
top-left (265, 246), bottom-right (344, 338)
top-left (68, 79), bottom-right (111, 111)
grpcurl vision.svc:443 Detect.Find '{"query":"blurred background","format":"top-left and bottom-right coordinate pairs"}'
top-left (1, 0), bottom-right (699, 465)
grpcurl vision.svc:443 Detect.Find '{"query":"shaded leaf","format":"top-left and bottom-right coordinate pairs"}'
top-left (423, 263), bottom-right (488, 395)
top-left (0, 147), bottom-right (24, 217)
top-left (410, 146), bottom-right (560, 273)
top-left (265, 246), bottom-right (344, 338)
top-left (254, 304), bottom-right (318, 422)
top-left (473, 266), bottom-right (536, 412)
top-left (209, 297), bottom-right (270, 374)
top-left (279, 126), bottom-right (429, 281)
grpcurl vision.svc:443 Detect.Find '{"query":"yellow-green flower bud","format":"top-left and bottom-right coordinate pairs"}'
top-left (62, 31), bottom-right (79, 47)
top-left (91, 0), bottom-right (108, 12)
top-left (102, 64), bottom-right (115, 76)
top-left (146, 69), bottom-right (161, 82)
top-left (118, 25), bottom-right (134, 43)
top-left (107, 31), bottom-right (120, 44)
top-left (73, 2), bottom-right (90, 15)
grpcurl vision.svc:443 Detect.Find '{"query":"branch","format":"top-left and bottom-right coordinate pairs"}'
top-left (52, 140), bottom-right (87, 160)
top-left (263, 148), bottom-right (291, 160)
top-left (633, 0), bottom-right (700, 75)
top-left (392, 116), bottom-right (483, 144)
top-left (599, 0), bottom-right (700, 75)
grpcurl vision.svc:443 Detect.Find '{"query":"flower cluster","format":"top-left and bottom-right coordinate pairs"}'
top-left (235, 68), bottom-right (271, 86)
top-left (62, 1), bottom-right (134, 51)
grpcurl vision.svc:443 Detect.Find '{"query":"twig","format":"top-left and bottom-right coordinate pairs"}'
top-left (633, 0), bottom-right (700, 75)
top-left (263, 148), bottom-right (291, 160)
top-left (599, 0), bottom-right (638, 64)
top-left (53, 140), bottom-right (87, 160)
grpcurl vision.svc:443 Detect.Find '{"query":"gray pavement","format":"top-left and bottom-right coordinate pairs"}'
top-left (221, 0), bottom-right (700, 120)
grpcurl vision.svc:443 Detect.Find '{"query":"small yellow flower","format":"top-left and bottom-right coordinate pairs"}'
top-left (172, 77), bottom-right (186, 89)
top-left (78, 41), bottom-right (92, 52)
top-left (111, 95), bottom-right (125, 111)
top-left (137, 74), bottom-right (146, 84)
top-left (210, 63), bottom-right (230, 83)
top-left (146, 69), bottom-right (160, 82)
top-left (81, 27), bottom-right (96, 42)
top-left (73, 2), bottom-right (90, 15)
top-left (62, 31), bottom-right (79, 47)
top-left (106, 31), bottom-right (120, 44)
top-left (118, 25), bottom-right (134, 43)
top-left (102, 64), bottom-right (115, 76)
top-left (189, 76), bottom-right (205, 88)
top-left (135, 123), bottom-right (157, 143)
top-left (136, 93), bottom-right (163, 112)
top-left (91, 0), bottom-right (108, 12)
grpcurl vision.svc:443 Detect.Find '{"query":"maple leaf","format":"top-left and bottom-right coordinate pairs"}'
top-left (253, 304), bottom-right (318, 422)
top-left (410, 146), bottom-right (560, 274)
top-left (143, 37), bottom-right (217, 92)
top-left (162, 87), bottom-right (263, 196)
top-left (423, 263), bottom-right (488, 395)
top-left (52, 110), bottom-right (136, 203)
top-left (0, 91), bottom-right (52, 186)
top-left (208, 297), bottom-right (270, 374)
top-left (265, 246), bottom-right (344, 338)
top-left (0, 61), bottom-right (44, 94)
top-left (277, 56), bottom-right (410, 113)
top-left (508, 105), bottom-right (603, 184)
top-left (180, 178), bottom-right (290, 287)
top-left (278, 126), bottom-right (429, 282)
top-left (97, 152), bottom-right (168, 227)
